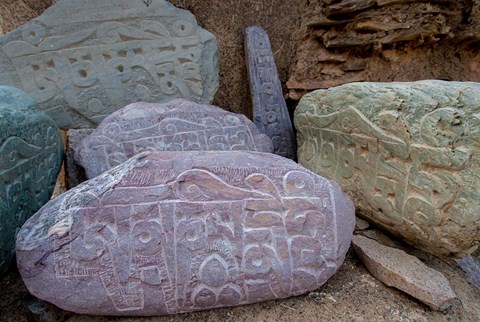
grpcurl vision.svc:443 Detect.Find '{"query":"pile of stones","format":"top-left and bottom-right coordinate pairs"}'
top-left (0, 0), bottom-right (478, 317)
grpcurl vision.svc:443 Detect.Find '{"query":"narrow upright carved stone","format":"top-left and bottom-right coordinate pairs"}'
top-left (245, 26), bottom-right (296, 160)
top-left (17, 151), bottom-right (355, 316)
top-left (0, 0), bottom-right (219, 129)
top-left (295, 80), bottom-right (480, 258)
top-left (0, 86), bottom-right (63, 272)
top-left (74, 99), bottom-right (273, 179)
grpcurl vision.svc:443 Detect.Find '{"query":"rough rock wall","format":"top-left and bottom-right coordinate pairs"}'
top-left (287, 0), bottom-right (480, 100)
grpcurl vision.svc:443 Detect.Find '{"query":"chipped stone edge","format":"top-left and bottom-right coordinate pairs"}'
top-left (16, 151), bottom-right (151, 251)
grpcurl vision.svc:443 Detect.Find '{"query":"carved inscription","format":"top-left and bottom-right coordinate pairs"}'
top-left (16, 151), bottom-right (354, 315)
top-left (75, 99), bottom-right (273, 179)
top-left (295, 81), bottom-right (480, 257)
top-left (0, 88), bottom-right (63, 272)
top-left (0, 0), bottom-right (219, 129)
top-left (245, 26), bottom-right (296, 160)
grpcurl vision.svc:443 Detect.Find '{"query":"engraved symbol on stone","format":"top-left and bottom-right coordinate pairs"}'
top-left (245, 26), bottom-right (296, 160)
top-left (295, 80), bottom-right (480, 258)
top-left (75, 99), bottom-right (273, 179)
top-left (0, 86), bottom-right (63, 272)
top-left (16, 151), bottom-right (355, 315)
top-left (0, 0), bottom-right (219, 129)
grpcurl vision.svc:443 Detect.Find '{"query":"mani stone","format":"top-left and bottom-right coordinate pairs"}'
top-left (0, 86), bottom-right (63, 273)
top-left (74, 99), bottom-right (274, 179)
top-left (16, 151), bottom-right (355, 316)
top-left (0, 0), bottom-right (219, 129)
top-left (352, 235), bottom-right (457, 311)
top-left (295, 80), bottom-right (480, 258)
top-left (245, 26), bottom-right (296, 160)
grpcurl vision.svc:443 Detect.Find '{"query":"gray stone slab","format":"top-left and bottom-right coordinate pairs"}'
top-left (353, 235), bottom-right (457, 311)
top-left (295, 80), bottom-right (480, 258)
top-left (74, 99), bottom-right (274, 179)
top-left (65, 129), bottom-right (93, 189)
top-left (0, 0), bottom-right (219, 129)
top-left (0, 86), bottom-right (63, 273)
top-left (16, 151), bottom-right (355, 316)
top-left (245, 26), bottom-right (296, 160)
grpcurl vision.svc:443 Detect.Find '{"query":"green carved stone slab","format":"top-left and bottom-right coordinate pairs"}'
top-left (295, 80), bottom-right (480, 258)
top-left (0, 86), bottom-right (63, 272)
top-left (0, 0), bottom-right (219, 129)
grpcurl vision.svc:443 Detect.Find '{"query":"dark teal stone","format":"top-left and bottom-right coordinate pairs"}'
top-left (0, 86), bottom-right (63, 273)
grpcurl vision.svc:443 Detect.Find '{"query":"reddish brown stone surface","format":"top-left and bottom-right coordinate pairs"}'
top-left (74, 99), bottom-right (273, 179)
top-left (16, 151), bottom-right (355, 316)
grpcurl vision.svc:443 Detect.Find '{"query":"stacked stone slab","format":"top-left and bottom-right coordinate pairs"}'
top-left (16, 151), bottom-right (355, 315)
top-left (0, 0), bottom-right (219, 129)
top-left (74, 99), bottom-right (274, 179)
top-left (295, 80), bottom-right (480, 258)
top-left (0, 86), bottom-right (63, 273)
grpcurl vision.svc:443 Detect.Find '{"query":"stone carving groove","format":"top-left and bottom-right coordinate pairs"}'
top-left (16, 151), bottom-right (355, 315)
top-left (74, 99), bottom-right (273, 179)
top-left (0, 0), bottom-right (219, 129)
top-left (295, 80), bottom-right (480, 258)
top-left (0, 86), bottom-right (63, 272)
top-left (245, 26), bottom-right (296, 160)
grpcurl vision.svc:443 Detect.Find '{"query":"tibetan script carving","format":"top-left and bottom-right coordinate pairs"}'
top-left (16, 151), bottom-right (354, 315)
top-left (295, 80), bottom-right (480, 258)
top-left (74, 99), bottom-right (273, 179)
top-left (0, 86), bottom-right (63, 272)
top-left (0, 0), bottom-right (219, 129)
top-left (245, 26), bottom-right (296, 160)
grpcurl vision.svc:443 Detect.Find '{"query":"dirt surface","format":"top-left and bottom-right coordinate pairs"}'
top-left (169, 0), bottom-right (306, 118)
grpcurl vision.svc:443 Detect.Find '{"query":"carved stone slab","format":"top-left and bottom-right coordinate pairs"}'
top-left (295, 80), bottom-right (480, 258)
top-left (0, 0), bottom-right (219, 129)
top-left (0, 86), bottom-right (63, 273)
top-left (245, 26), bottom-right (296, 160)
top-left (16, 151), bottom-right (355, 316)
top-left (74, 99), bottom-right (274, 179)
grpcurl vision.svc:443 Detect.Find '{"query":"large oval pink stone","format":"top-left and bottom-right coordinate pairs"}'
top-left (16, 151), bottom-right (354, 316)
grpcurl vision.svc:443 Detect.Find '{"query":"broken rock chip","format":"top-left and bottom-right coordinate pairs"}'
top-left (352, 235), bottom-right (457, 311)
top-left (74, 99), bottom-right (274, 179)
top-left (0, 0), bottom-right (219, 129)
top-left (16, 151), bottom-right (354, 315)
top-left (295, 80), bottom-right (480, 258)
top-left (0, 86), bottom-right (63, 273)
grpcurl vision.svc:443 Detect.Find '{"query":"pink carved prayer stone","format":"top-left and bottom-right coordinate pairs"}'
top-left (16, 151), bottom-right (355, 316)
top-left (75, 99), bottom-right (274, 178)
